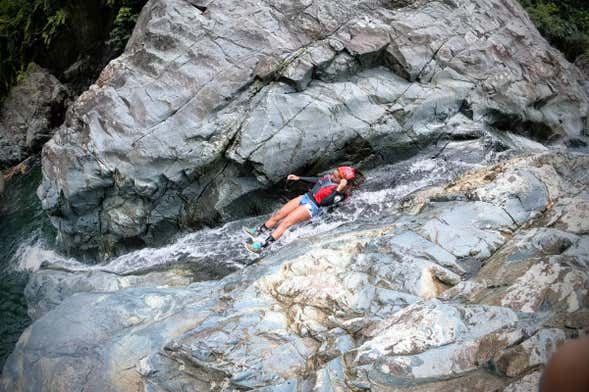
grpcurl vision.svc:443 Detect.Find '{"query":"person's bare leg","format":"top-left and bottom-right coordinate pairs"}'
top-left (270, 205), bottom-right (311, 240)
top-left (264, 196), bottom-right (303, 228)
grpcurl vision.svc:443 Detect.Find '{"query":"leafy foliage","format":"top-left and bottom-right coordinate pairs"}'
top-left (0, 0), bottom-right (66, 95)
top-left (0, 0), bottom-right (145, 98)
top-left (105, 0), bottom-right (145, 52)
top-left (519, 0), bottom-right (589, 61)
top-left (107, 6), bottom-right (138, 53)
top-left (42, 8), bottom-right (67, 46)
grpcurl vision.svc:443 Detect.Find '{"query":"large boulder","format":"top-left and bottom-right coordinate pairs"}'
top-left (38, 0), bottom-right (589, 255)
top-left (0, 64), bottom-right (69, 169)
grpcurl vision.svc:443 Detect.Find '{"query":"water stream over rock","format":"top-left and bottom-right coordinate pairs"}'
top-left (1, 0), bottom-right (589, 390)
top-left (0, 140), bottom-right (487, 367)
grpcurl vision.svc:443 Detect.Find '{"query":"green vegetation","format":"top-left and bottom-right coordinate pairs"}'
top-left (0, 0), bottom-right (70, 95)
top-left (519, 0), bottom-right (589, 61)
top-left (0, 0), bottom-right (145, 98)
top-left (107, 4), bottom-right (140, 53)
top-left (0, 0), bottom-right (63, 94)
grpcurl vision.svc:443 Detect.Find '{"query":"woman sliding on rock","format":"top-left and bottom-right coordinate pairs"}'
top-left (243, 166), bottom-right (362, 254)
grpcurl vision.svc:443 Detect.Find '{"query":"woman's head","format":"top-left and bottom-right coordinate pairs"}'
top-left (333, 166), bottom-right (364, 191)
top-left (337, 166), bottom-right (356, 181)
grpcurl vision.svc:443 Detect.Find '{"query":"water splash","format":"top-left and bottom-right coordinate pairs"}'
top-left (16, 141), bottom-right (490, 279)
top-left (0, 164), bottom-right (54, 366)
top-left (10, 232), bottom-right (59, 272)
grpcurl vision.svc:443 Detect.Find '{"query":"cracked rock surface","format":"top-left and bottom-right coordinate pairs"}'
top-left (3, 151), bottom-right (588, 391)
top-left (38, 0), bottom-right (589, 254)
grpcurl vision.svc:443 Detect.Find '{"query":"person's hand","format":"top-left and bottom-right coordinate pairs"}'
top-left (287, 174), bottom-right (300, 181)
top-left (336, 178), bottom-right (348, 191)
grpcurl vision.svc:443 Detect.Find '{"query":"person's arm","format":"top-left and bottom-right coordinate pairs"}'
top-left (298, 176), bottom-right (321, 182)
top-left (287, 174), bottom-right (320, 182)
top-left (317, 179), bottom-right (349, 207)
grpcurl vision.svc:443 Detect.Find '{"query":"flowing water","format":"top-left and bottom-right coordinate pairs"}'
top-left (20, 141), bottom-right (491, 275)
top-left (1, 140), bottom-right (496, 366)
top-left (0, 164), bottom-right (55, 367)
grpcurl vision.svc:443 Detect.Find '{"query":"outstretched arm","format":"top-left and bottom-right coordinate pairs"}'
top-left (298, 176), bottom-right (321, 182)
top-left (287, 174), bottom-right (320, 182)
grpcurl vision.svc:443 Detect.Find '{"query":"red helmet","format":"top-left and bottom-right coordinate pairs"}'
top-left (337, 166), bottom-right (356, 180)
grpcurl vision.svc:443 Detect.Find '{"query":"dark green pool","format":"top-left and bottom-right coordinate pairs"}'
top-left (0, 163), bottom-right (55, 367)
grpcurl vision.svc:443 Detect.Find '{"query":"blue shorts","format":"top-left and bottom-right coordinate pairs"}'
top-left (300, 194), bottom-right (321, 218)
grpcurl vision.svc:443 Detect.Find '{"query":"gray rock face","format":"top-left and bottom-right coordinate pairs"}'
top-left (503, 371), bottom-right (543, 392)
top-left (24, 268), bottom-right (194, 320)
top-left (355, 302), bottom-right (519, 383)
top-left (0, 64), bottom-right (69, 169)
top-left (38, 0), bottom-right (589, 254)
top-left (4, 151), bottom-right (588, 391)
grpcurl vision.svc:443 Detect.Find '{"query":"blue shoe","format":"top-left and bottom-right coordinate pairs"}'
top-left (245, 241), bottom-right (264, 254)
top-left (242, 226), bottom-right (260, 240)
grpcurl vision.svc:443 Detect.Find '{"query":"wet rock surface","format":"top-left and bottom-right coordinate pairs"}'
top-left (4, 0), bottom-right (589, 389)
top-left (38, 0), bottom-right (589, 254)
top-left (3, 151), bottom-right (588, 391)
top-left (0, 64), bottom-right (69, 169)
top-left (22, 140), bottom-right (486, 317)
